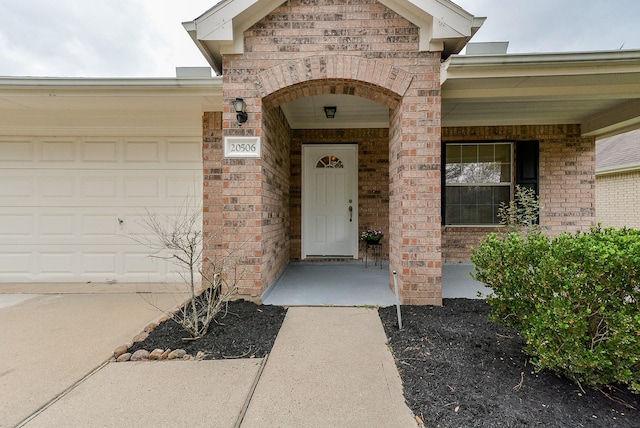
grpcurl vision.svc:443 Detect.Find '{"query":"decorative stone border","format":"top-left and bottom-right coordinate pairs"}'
top-left (112, 315), bottom-right (208, 362)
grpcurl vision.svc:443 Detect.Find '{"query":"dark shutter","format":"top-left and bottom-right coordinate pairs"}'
top-left (516, 141), bottom-right (539, 193)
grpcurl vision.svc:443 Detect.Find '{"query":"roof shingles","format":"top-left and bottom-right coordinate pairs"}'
top-left (596, 129), bottom-right (640, 173)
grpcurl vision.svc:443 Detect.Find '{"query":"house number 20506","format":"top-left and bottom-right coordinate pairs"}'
top-left (230, 143), bottom-right (256, 153)
top-left (224, 137), bottom-right (261, 158)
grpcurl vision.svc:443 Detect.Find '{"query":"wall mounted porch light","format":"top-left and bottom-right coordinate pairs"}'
top-left (233, 97), bottom-right (248, 125)
top-left (324, 106), bottom-right (337, 119)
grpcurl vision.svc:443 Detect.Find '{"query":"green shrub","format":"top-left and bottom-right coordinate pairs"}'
top-left (472, 226), bottom-right (640, 393)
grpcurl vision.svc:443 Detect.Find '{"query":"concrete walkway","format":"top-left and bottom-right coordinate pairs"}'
top-left (241, 307), bottom-right (416, 427)
top-left (1, 286), bottom-right (417, 427)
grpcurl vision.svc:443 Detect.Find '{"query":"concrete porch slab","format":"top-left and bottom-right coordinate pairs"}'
top-left (262, 262), bottom-right (397, 306)
top-left (262, 262), bottom-right (492, 306)
top-left (442, 263), bottom-right (493, 299)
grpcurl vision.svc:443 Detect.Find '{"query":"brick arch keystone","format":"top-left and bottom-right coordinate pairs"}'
top-left (254, 55), bottom-right (413, 100)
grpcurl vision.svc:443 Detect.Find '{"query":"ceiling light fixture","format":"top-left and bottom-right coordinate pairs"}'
top-left (324, 106), bottom-right (337, 119)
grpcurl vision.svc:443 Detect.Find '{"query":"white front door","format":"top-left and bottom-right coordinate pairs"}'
top-left (302, 144), bottom-right (358, 258)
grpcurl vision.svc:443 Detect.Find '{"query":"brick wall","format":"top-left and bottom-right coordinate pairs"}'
top-left (596, 170), bottom-right (640, 228)
top-left (261, 106), bottom-right (292, 290)
top-left (442, 125), bottom-right (596, 262)
top-left (203, 112), bottom-right (223, 236)
top-left (442, 227), bottom-right (494, 263)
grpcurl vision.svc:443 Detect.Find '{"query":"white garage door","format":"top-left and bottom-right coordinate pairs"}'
top-left (0, 137), bottom-right (202, 283)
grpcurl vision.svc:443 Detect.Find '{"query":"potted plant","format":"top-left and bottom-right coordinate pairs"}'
top-left (360, 229), bottom-right (384, 244)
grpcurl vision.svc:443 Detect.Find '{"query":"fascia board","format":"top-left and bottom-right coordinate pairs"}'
top-left (442, 50), bottom-right (640, 82)
top-left (191, 0), bottom-right (284, 55)
top-left (380, 0), bottom-right (480, 51)
top-left (582, 99), bottom-right (640, 137)
top-left (183, 23), bottom-right (223, 75)
top-left (0, 77), bottom-right (223, 96)
top-left (596, 164), bottom-right (640, 175)
top-left (422, 0), bottom-right (476, 38)
top-left (193, 0), bottom-right (260, 42)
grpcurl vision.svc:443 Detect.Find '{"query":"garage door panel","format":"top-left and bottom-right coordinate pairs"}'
top-left (0, 137), bottom-right (202, 283)
top-left (167, 175), bottom-right (200, 198)
top-left (0, 215), bottom-right (32, 236)
top-left (0, 253), bottom-right (32, 273)
top-left (167, 140), bottom-right (201, 162)
top-left (81, 253), bottom-right (117, 274)
top-left (124, 253), bottom-right (161, 274)
top-left (82, 215), bottom-right (120, 237)
top-left (40, 252), bottom-right (76, 274)
top-left (125, 176), bottom-right (160, 198)
top-left (81, 140), bottom-right (118, 162)
top-left (0, 176), bottom-right (33, 198)
top-left (0, 140), bottom-right (32, 161)
top-left (40, 176), bottom-right (75, 198)
top-left (41, 215), bottom-right (76, 236)
top-left (42, 140), bottom-right (76, 162)
top-left (125, 141), bottom-right (160, 162)
top-left (82, 177), bottom-right (118, 198)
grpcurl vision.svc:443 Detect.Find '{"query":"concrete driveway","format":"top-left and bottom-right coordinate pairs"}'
top-left (0, 283), bottom-right (184, 427)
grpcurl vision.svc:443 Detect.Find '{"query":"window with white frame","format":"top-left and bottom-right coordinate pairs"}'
top-left (445, 143), bottom-right (513, 225)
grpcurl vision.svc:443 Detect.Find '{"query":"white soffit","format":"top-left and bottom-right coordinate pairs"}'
top-left (441, 50), bottom-right (640, 138)
top-left (280, 94), bottom-right (389, 129)
top-left (0, 77), bottom-right (224, 136)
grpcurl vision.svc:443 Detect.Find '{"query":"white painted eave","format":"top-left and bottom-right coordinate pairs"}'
top-left (597, 164), bottom-right (640, 176)
top-left (441, 50), bottom-right (640, 138)
top-left (0, 76), bottom-right (224, 115)
top-left (0, 76), bottom-right (223, 91)
top-left (442, 50), bottom-right (640, 82)
top-left (0, 77), bottom-right (222, 98)
top-left (183, 0), bottom-right (285, 74)
top-left (378, 0), bottom-right (484, 56)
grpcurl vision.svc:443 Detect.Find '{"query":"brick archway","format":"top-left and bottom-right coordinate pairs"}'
top-left (255, 55), bottom-right (413, 102)
top-left (262, 78), bottom-right (402, 113)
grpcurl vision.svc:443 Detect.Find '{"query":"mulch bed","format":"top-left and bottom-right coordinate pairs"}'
top-left (129, 299), bottom-right (287, 360)
top-left (379, 299), bottom-right (640, 428)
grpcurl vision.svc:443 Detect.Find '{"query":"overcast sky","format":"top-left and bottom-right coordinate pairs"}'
top-left (1, 1), bottom-right (639, 78)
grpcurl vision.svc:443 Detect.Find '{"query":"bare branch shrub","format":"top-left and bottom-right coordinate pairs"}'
top-left (131, 197), bottom-right (241, 339)
top-left (497, 185), bottom-right (541, 232)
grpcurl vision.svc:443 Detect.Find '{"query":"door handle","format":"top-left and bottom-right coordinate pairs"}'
top-left (349, 205), bottom-right (353, 222)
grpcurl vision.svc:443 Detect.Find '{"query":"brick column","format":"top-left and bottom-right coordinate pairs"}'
top-left (389, 59), bottom-right (443, 305)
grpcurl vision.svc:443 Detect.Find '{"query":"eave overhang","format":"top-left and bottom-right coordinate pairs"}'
top-left (0, 76), bottom-right (224, 113)
top-left (441, 50), bottom-right (640, 138)
top-left (597, 164), bottom-right (640, 176)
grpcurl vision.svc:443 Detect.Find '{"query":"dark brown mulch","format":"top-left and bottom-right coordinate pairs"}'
top-left (129, 299), bottom-right (287, 360)
top-left (379, 299), bottom-right (640, 428)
